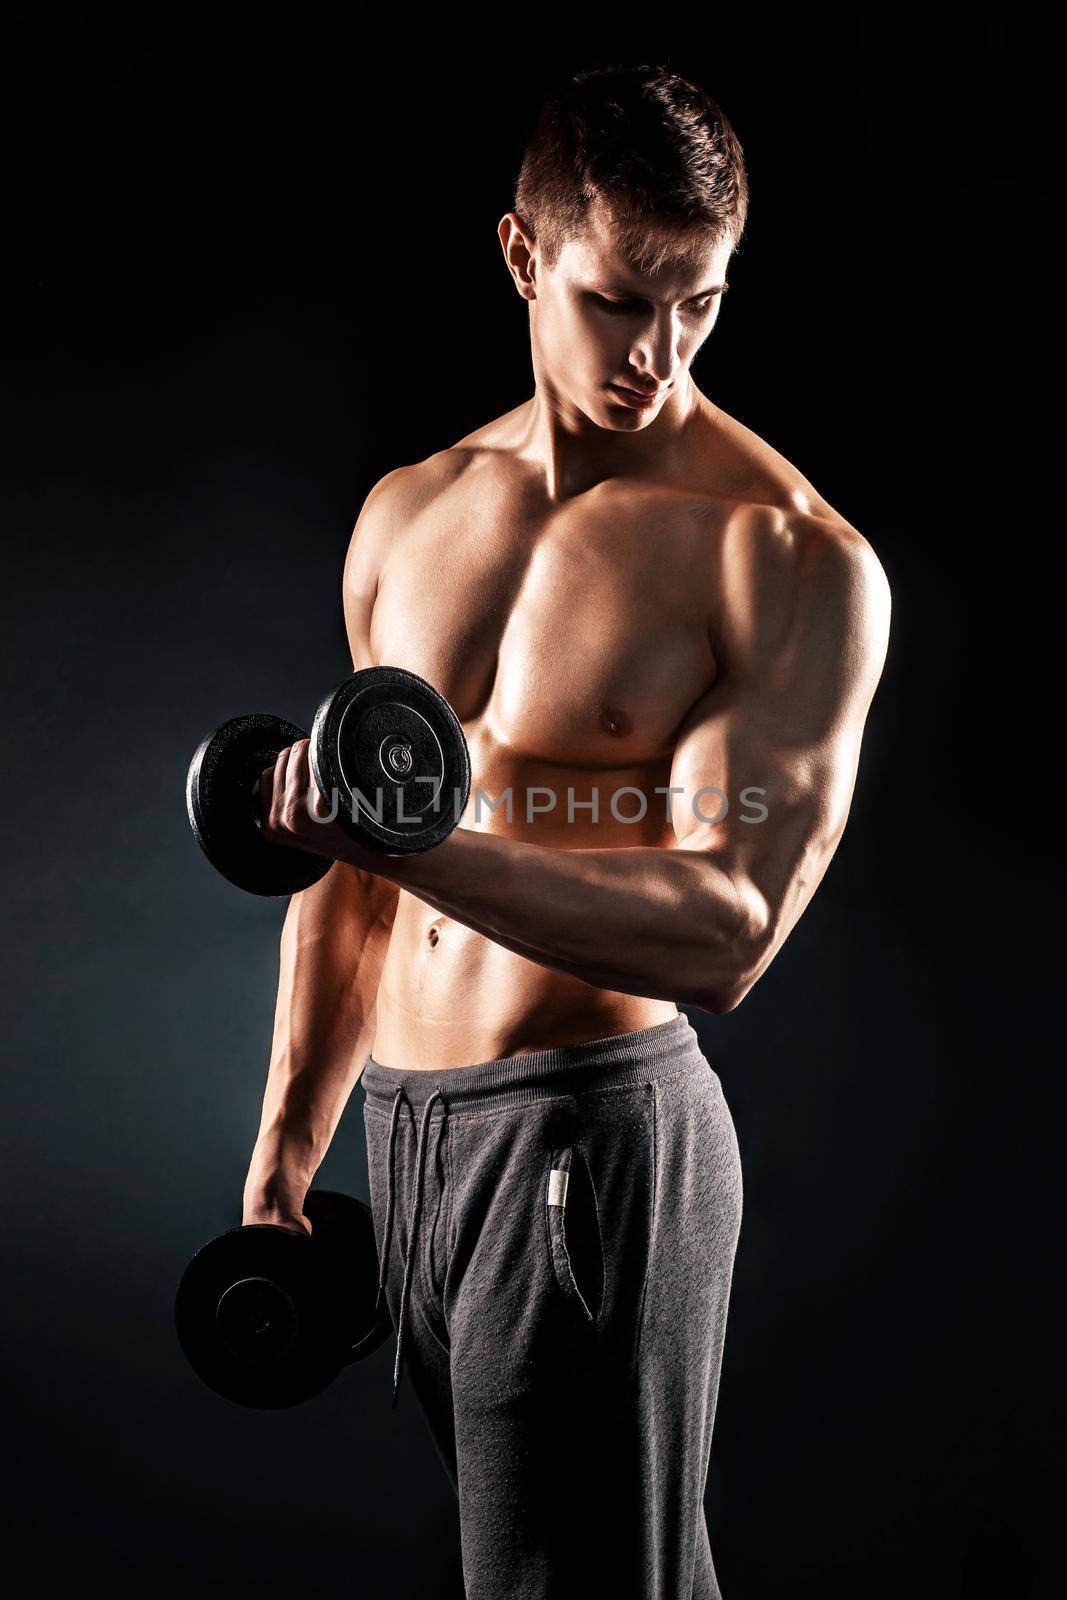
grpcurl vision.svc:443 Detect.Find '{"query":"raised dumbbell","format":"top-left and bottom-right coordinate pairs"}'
top-left (185, 665), bottom-right (472, 896)
top-left (174, 1189), bottom-right (392, 1408)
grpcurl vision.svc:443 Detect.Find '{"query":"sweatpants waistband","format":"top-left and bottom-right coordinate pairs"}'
top-left (360, 1011), bottom-right (708, 1118)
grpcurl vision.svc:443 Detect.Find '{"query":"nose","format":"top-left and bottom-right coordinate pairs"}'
top-left (630, 310), bottom-right (679, 388)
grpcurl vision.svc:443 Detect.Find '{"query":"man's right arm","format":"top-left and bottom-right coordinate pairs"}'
top-left (242, 469), bottom-right (413, 1230)
top-left (242, 859), bottom-right (399, 1228)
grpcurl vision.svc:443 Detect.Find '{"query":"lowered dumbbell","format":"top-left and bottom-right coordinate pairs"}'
top-left (185, 665), bottom-right (472, 896)
top-left (174, 1189), bottom-right (393, 1409)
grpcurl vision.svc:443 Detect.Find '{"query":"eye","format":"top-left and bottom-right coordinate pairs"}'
top-left (593, 293), bottom-right (718, 318)
top-left (594, 294), bottom-right (643, 315)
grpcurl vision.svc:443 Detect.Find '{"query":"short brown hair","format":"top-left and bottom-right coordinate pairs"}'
top-left (514, 63), bottom-right (749, 274)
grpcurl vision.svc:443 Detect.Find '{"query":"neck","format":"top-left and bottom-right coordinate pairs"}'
top-left (513, 367), bottom-right (713, 502)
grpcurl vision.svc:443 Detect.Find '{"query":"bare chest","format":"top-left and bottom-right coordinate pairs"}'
top-left (370, 481), bottom-right (719, 768)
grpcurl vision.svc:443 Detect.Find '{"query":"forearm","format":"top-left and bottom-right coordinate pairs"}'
top-left (245, 861), bottom-right (397, 1203)
top-left (375, 827), bottom-right (755, 1011)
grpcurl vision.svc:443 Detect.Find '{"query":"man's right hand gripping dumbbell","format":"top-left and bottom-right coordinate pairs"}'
top-left (185, 664), bottom-right (472, 898)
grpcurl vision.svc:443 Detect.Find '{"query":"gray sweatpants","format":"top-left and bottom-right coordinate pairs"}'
top-left (360, 1012), bottom-right (743, 1600)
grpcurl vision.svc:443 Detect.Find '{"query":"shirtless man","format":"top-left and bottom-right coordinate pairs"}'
top-left (241, 64), bottom-right (890, 1600)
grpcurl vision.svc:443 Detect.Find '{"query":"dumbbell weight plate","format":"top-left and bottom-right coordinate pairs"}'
top-left (174, 1190), bottom-right (391, 1410)
top-left (186, 714), bottom-right (332, 897)
top-left (310, 667), bottom-right (471, 856)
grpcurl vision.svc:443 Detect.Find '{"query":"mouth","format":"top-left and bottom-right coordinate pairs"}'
top-left (607, 383), bottom-right (664, 410)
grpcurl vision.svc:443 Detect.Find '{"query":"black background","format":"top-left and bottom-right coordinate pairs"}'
top-left (2, 8), bottom-right (1058, 1597)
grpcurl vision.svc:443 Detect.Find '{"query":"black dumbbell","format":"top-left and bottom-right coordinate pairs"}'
top-left (174, 1189), bottom-right (393, 1409)
top-left (186, 665), bottom-right (472, 896)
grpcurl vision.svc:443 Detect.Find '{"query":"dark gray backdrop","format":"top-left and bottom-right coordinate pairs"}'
top-left (3, 10), bottom-right (1058, 1598)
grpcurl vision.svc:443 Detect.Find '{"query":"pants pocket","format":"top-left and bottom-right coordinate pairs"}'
top-left (545, 1145), bottom-right (604, 1326)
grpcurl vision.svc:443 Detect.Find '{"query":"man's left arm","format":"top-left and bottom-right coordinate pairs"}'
top-left (276, 514), bottom-right (891, 1012)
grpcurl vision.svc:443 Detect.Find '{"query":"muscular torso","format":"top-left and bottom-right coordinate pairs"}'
top-left (359, 394), bottom-right (836, 1068)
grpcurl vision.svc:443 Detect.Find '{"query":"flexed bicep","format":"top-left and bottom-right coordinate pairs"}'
top-left (667, 510), bottom-right (891, 995)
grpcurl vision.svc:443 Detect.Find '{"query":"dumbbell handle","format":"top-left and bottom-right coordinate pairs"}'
top-left (249, 772), bottom-right (266, 828)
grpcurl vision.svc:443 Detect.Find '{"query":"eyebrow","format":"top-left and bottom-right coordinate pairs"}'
top-left (594, 283), bottom-right (728, 302)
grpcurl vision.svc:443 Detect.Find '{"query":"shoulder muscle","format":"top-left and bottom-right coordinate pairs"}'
top-left (342, 452), bottom-right (467, 665)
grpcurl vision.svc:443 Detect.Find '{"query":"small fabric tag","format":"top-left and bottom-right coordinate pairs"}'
top-left (547, 1168), bottom-right (570, 1208)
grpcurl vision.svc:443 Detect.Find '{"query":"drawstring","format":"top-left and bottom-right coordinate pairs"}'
top-left (374, 1087), bottom-right (405, 1320)
top-left (374, 1083), bottom-right (447, 1409)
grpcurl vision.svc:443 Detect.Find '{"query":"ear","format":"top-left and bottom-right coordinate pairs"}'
top-left (497, 212), bottom-right (537, 302)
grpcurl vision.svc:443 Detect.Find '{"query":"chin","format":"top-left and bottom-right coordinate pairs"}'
top-left (598, 398), bottom-right (651, 428)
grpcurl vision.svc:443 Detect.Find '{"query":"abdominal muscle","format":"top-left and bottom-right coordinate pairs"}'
top-left (371, 904), bottom-right (679, 1071)
top-left (368, 770), bottom-right (681, 1070)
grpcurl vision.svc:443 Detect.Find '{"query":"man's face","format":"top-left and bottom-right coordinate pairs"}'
top-left (529, 202), bottom-right (733, 428)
